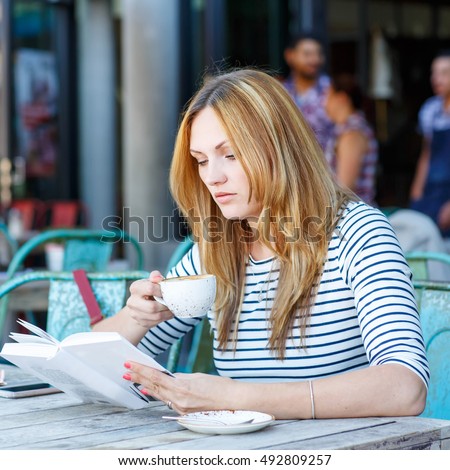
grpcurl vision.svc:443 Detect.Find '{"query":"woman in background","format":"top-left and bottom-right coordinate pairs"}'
top-left (324, 73), bottom-right (450, 281)
top-left (324, 73), bottom-right (378, 206)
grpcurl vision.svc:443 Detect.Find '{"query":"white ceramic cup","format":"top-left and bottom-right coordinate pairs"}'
top-left (154, 274), bottom-right (216, 318)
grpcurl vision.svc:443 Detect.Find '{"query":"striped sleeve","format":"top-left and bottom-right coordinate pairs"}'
top-left (138, 243), bottom-right (203, 357)
top-left (337, 204), bottom-right (430, 388)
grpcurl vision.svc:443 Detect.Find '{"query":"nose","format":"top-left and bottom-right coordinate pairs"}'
top-left (202, 159), bottom-right (227, 186)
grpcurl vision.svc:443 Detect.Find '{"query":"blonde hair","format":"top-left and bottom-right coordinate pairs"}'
top-left (170, 69), bottom-right (353, 358)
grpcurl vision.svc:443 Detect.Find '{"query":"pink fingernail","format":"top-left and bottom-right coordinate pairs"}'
top-left (141, 389), bottom-right (149, 395)
top-left (124, 362), bottom-right (131, 369)
top-left (123, 373), bottom-right (131, 380)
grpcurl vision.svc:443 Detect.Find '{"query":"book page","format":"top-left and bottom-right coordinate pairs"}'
top-left (0, 346), bottom-right (107, 403)
top-left (63, 334), bottom-right (174, 383)
top-left (8, 333), bottom-right (54, 345)
top-left (0, 344), bottom-right (151, 409)
top-left (60, 331), bottom-right (133, 347)
top-left (16, 318), bottom-right (58, 345)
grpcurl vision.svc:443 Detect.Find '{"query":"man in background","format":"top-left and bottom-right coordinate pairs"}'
top-left (410, 49), bottom-right (450, 241)
top-left (283, 33), bottom-right (333, 150)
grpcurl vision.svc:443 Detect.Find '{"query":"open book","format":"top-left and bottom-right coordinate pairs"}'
top-left (0, 319), bottom-right (173, 409)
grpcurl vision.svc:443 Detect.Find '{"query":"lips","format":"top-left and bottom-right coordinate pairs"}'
top-left (214, 192), bottom-right (236, 203)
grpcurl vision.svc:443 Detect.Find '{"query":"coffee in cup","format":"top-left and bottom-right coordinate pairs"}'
top-left (154, 274), bottom-right (216, 318)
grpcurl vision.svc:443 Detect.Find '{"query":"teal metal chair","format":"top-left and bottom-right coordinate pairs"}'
top-left (0, 269), bottom-right (149, 365)
top-left (165, 235), bottom-right (194, 274)
top-left (413, 280), bottom-right (450, 420)
top-left (5, 227), bottom-right (144, 277)
top-left (0, 228), bottom-right (144, 342)
top-left (0, 221), bottom-right (18, 267)
top-left (406, 251), bottom-right (450, 282)
top-left (164, 237), bottom-right (216, 374)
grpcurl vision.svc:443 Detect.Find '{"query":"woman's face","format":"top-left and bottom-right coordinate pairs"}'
top-left (431, 57), bottom-right (450, 97)
top-left (189, 107), bottom-right (262, 221)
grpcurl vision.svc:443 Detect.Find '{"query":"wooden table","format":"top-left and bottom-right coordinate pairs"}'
top-left (0, 277), bottom-right (49, 346)
top-left (0, 269), bottom-right (49, 310)
top-left (0, 366), bottom-right (449, 450)
top-left (6, 279), bottom-right (49, 311)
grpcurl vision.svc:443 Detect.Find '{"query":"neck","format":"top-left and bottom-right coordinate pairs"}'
top-left (293, 74), bottom-right (317, 94)
top-left (249, 241), bottom-right (275, 261)
top-left (443, 94), bottom-right (450, 111)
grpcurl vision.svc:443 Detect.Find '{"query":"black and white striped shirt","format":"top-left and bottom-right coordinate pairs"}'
top-left (139, 201), bottom-right (429, 387)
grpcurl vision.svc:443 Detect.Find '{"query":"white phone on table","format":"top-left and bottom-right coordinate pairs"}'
top-left (0, 382), bottom-right (61, 398)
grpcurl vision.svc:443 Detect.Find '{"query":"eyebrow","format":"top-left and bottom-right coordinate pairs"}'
top-left (190, 140), bottom-right (229, 154)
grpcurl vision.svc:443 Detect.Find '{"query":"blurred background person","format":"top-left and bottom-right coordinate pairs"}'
top-left (282, 33), bottom-right (333, 150)
top-left (324, 73), bottom-right (378, 207)
top-left (325, 73), bottom-right (449, 281)
top-left (410, 50), bottom-right (450, 242)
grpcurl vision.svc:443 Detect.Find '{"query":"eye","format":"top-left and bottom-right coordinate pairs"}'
top-left (197, 159), bottom-right (208, 166)
top-left (225, 154), bottom-right (235, 160)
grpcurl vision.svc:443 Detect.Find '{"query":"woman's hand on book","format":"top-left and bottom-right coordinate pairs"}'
top-left (123, 361), bottom-right (236, 414)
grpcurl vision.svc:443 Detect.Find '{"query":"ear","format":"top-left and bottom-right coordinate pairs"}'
top-left (284, 48), bottom-right (293, 66)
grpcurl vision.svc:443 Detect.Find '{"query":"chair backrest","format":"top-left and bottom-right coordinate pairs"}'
top-left (406, 251), bottom-right (450, 282)
top-left (0, 222), bottom-right (18, 267)
top-left (48, 200), bottom-right (88, 228)
top-left (165, 237), bottom-right (216, 374)
top-left (0, 228), bottom-right (144, 341)
top-left (413, 280), bottom-right (450, 420)
top-left (62, 239), bottom-right (113, 272)
top-left (0, 270), bottom-right (148, 347)
top-left (165, 235), bottom-right (194, 273)
top-left (10, 198), bottom-right (47, 231)
top-left (45, 271), bottom-right (149, 340)
top-left (5, 228), bottom-right (144, 278)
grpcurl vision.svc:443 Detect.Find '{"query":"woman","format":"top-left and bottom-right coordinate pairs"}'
top-left (95, 69), bottom-right (428, 419)
top-left (324, 74), bottom-right (378, 206)
top-left (324, 74), bottom-right (450, 280)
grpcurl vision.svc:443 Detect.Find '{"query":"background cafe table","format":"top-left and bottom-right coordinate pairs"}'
top-left (1, 366), bottom-right (449, 450)
top-left (0, 271), bottom-right (49, 311)
top-left (0, 272), bottom-right (49, 346)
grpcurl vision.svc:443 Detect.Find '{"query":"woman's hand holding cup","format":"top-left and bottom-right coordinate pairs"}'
top-left (125, 270), bottom-right (174, 328)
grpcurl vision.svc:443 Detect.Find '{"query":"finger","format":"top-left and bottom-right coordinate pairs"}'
top-left (140, 385), bottom-right (180, 415)
top-left (126, 295), bottom-right (167, 314)
top-left (130, 278), bottom-right (164, 297)
top-left (125, 365), bottom-right (189, 415)
top-left (129, 279), bottom-right (154, 296)
top-left (123, 365), bottom-right (164, 399)
top-left (127, 362), bottom-right (174, 391)
top-left (149, 270), bottom-right (165, 282)
top-left (130, 279), bottom-right (161, 300)
top-left (142, 382), bottom-right (163, 399)
top-left (126, 305), bottom-right (173, 327)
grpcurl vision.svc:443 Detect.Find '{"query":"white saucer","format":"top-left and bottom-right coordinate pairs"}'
top-left (176, 410), bottom-right (274, 435)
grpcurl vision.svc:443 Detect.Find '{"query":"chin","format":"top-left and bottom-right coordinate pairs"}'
top-left (219, 209), bottom-right (253, 221)
top-left (433, 85), bottom-right (447, 95)
top-left (304, 69), bottom-right (320, 79)
top-left (220, 211), bottom-right (244, 220)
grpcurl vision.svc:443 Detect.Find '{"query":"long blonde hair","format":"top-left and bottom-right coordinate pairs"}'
top-left (170, 69), bottom-right (353, 358)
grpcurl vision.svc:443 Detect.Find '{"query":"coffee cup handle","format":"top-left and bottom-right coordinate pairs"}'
top-left (154, 295), bottom-right (167, 307)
